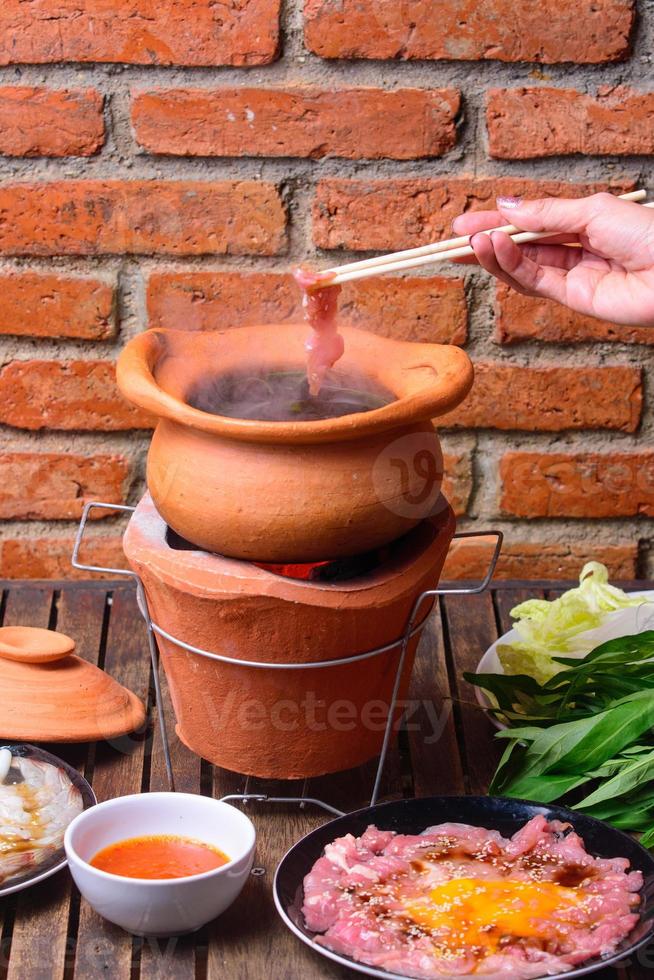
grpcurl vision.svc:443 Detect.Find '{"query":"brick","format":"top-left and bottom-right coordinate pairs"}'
top-left (147, 271), bottom-right (467, 345)
top-left (436, 364), bottom-right (641, 432)
top-left (0, 453), bottom-right (130, 520)
top-left (0, 361), bottom-right (153, 431)
top-left (339, 277), bottom-right (468, 345)
top-left (0, 0), bottom-right (280, 67)
top-left (313, 177), bottom-right (634, 252)
top-left (0, 536), bottom-right (127, 580)
top-left (500, 451), bottom-right (654, 519)
top-left (0, 87), bottom-right (104, 157)
top-left (0, 181), bottom-right (285, 257)
top-left (132, 87), bottom-right (460, 160)
top-left (441, 453), bottom-right (472, 517)
top-left (495, 285), bottom-right (654, 345)
top-left (442, 539), bottom-right (638, 581)
top-left (0, 273), bottom-right (115, 340)
top-left (487, 86), bottom-right (654, 158)
top-left (304, 0), bottom-right (634, 64)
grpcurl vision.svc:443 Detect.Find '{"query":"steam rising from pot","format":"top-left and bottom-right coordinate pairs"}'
top-left (185, 367), bottom-right (394, 422)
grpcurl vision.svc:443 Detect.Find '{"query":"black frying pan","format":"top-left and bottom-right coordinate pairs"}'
top-left (274, 795), bottom-right (654, 980)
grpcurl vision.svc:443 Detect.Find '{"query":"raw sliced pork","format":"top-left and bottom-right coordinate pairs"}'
top-left (302, 815), bottom-right (641, 978)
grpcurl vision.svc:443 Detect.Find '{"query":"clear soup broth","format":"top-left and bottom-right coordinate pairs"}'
top-left (186, 369), bottom-right (395, 422)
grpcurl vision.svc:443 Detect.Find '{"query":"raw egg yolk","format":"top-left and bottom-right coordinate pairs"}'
top-left (406, 878), bottom-right (581, 951)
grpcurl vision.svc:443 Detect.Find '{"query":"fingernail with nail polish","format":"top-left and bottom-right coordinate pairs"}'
top-left (497, 196), bottom-right (523, 209)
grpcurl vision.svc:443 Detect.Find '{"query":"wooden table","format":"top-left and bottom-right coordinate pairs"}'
top-left (0, 578), bottom-right (651, 980)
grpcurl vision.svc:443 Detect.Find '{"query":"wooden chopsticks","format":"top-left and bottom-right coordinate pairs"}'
top-left (322, 189), bottom-right (651, 287)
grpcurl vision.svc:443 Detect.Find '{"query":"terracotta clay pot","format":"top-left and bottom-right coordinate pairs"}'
top-left (116, 325), bottom-right (472, 562)
top-left (123, 493), bottom-right (455, 779)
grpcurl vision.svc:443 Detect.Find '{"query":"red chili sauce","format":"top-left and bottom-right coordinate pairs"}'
top-left (90, 834), bottom-right (230, 879)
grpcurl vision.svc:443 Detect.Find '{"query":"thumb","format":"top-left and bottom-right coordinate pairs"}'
top-left (496, 192), bottom-right (614, 235)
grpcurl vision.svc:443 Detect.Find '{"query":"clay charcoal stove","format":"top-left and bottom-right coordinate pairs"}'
top-left (74, 323), bottom-right (487, 780)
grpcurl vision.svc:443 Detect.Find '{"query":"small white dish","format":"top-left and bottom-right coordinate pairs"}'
top-left (64, 792), bottom-right (255, 937)
top-left (475, 590), bottom-right (654, 727)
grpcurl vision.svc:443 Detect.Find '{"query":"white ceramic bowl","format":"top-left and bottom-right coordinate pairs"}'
top-left (64, 792), bottom-right (256, 937)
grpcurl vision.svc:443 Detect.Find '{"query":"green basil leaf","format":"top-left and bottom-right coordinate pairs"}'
top-left (608, 810), bottom-right (654, 831)
top-left (515, 712), bottom-right (617, 777)
top-left (576, 748), bottom-right (654, 808)
top-left (618, 784), bottom-right (654, 805)
top-left (495, 726), bottom-right (545, 743)
top-left (561, 692), bottom-right (654, 772)
top-left (569, 631), bottom-right (654, 666)
top-left (502, 771), bottom-right (590, 804)
top-left (523, 692), bottom-right (654, 775)
top-left (620, 744), bottom-right (654, 756)
top-left (592, 758), bottom-right (633, 778)
top-left (462, 672), bottom-right (545, 715)
top-left (575, 798), bottom-right (629, 820)
top-left (488, 739), bottom-right (524, 794)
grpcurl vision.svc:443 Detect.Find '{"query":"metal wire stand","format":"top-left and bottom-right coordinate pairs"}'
top-left (72, 501), bottom-right (502, 817)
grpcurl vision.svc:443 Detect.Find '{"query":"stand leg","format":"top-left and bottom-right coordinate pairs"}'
top-left (136, 580), bottom-right (176, 793)
top-left (369, 593), bottom-right (426, 807)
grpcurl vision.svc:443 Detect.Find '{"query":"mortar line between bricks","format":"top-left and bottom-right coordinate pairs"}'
top-left (0, 58), bottom-right (650, 86)
top-left (0, 155), bottom-right (649, 178)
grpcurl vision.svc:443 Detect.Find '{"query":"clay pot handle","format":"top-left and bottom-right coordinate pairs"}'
top-left (367, 337), bottom-right (474, 419)
top-left (0, 626), bottom-right (75, 664)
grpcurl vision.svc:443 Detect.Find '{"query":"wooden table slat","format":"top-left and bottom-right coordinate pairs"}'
top-left (2, 588), bottom-right (53, 630)
top-left (4, 589), bottom-right (107, 980)
top-left (72, 587), bottom-right (152, 980)
top-left (207, 763), bottom-right (354, 979)
top-left (140, 665), bottom-right (204, 980)
top-left (208, 799), bottom-right (353, 980)
top-left (207, 638), bottom-right (406, 978)
top-left (441, 591), bottom-right (503, 795)
top-left (0, 587), bottom-right (55, 980)
top-left (407, 601), bottom-right (465, 797)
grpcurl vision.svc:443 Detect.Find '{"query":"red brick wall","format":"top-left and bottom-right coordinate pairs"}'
top-left (0, 0), bottom-right (651, 581)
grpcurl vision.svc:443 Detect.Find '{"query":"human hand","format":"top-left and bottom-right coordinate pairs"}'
top-left (452, 193), bottom-right (654, 326)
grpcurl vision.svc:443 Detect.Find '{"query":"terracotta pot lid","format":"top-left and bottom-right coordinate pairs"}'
top-left (0, 627), bottom-right (146, 742)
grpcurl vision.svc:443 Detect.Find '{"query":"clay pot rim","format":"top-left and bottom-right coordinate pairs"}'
top-left (116, 325), bottom-right (473, 445)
